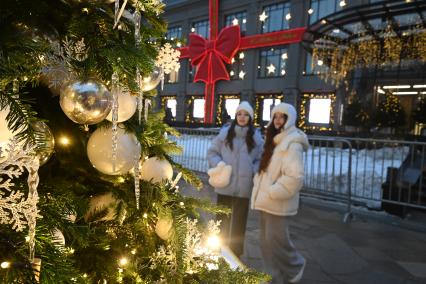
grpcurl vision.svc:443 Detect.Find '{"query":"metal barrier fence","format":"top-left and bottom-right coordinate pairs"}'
top-left (170, 128), bottom-right (426, 217)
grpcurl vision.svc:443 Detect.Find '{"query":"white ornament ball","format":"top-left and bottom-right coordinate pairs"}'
top-left (84, 192), bottom-right (117, 221)
top-left (87, 125), bottom-right (140, 175)
top-left (106, 92), bottom-right (137, 122)
top-left (51, 228), bottom-right (66, 248)
top-left (140, 157), bottom-right (173, 183)
top-left (155, 215), bottom-right (173, 240)
top-left (0, 106), bottom-right (26, 154)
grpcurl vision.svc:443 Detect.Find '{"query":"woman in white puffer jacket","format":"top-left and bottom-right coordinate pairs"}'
top-left (251, 103), bottom-right (309, 284)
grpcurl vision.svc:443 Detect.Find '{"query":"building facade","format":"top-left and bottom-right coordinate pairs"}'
top-left (159, 0), bottom-right (426, 134)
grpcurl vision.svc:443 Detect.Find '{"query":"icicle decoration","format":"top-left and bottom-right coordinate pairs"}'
top-left (134, 9), bottom-right (143, 125)
top-left (26, 157), bottom-right (40, 261)
top-left (111, 72), bottom-right (119, 173)
top-left (138, 89), bottom-right (143, 125)
top-left (171, 172), bottom-right (182, 188)
top-left (113, 0), bottom-right (128, 29)
top-left (144, 99), bottom-right (151, 121)
top-left (133, 154), bottom-right (140, 210)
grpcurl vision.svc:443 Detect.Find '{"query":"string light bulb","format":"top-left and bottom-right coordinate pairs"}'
top-left (119, 257), bottom-right (128, 266)
top-left (1, 262), bottom-right (11, 269)
top-left (206, 235), bottom-right (221, 250)
top-left (59, 136), bottom-right (70, 146)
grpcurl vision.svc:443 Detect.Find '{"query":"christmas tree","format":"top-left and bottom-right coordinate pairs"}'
top-left (413, 96), bottom-right (426, 124)
top-left (342, 96), bottom-right (370, 129)
top-left (0, 1), bottom-right (267, 283)
top-left (374, 93), bottom-right (406, 130)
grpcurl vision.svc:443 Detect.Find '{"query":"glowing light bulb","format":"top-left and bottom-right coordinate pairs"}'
top-left (206, 235), bottom-right (221, 250)
top-left (119, 257), bottom-right (128, 266)
top-left (59, 136), bottom-right (70, 146)
top-left (1, 262), bottom-right (10, 269)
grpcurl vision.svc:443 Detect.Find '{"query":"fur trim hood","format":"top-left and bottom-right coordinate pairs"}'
top-left (267, 103), bottom-right (297, 130)
top-left (273, 126), bottom-right (310, 152)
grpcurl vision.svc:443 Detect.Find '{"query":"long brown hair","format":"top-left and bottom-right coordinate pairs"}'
top-left (225, 118), bottom-right (256, 153)
top-left (258, 114), bottom-right (287, 173)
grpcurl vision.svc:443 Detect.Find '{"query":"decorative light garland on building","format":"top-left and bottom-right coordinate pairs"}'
top-left (216, 94), bottom-right (240, 126)
top-left (299, 93), bottom-right (336, 131)
top-left (160, 95), bottom-right (177, 122)
top-left (254, 93), bottom-right (284, 127)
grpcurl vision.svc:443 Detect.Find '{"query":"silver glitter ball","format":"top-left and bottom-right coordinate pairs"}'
top-left (60, 79), bottom-right (112, 125)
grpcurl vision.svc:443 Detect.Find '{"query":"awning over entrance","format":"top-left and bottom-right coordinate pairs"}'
top-left (302, 0), bottom-right (426, 87)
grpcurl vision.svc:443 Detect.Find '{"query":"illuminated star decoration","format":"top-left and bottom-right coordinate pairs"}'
top-left (267, 63), bottom-right (276, 74)
top-left (232, 18), bottom-right (239, 26)
top-left (259, 11), bottom-right (268, 22)
top-left (239, 70), bottom-right (246, 79)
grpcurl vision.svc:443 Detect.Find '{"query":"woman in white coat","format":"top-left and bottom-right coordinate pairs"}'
top-left (207, 101), bottom-right (264, 257)
top-left (251, 103), bottom-right (309, 283)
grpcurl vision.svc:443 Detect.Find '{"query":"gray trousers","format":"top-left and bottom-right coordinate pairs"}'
top-left (260, 212), bottom-right (305, 284)
top-left (216, 194), bottom-right (249, 256)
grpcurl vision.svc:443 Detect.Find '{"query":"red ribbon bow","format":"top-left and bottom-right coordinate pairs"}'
top-left (188, 25), bottom-right (241, 84)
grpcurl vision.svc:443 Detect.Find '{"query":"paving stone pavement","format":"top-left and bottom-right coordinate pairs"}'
top-left (180, 173), bottom-right (426, 284)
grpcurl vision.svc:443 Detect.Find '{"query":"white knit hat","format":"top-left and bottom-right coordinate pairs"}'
top-left (235, 101), bottom-right (254, 120)
top-left (267, 102), bottom-right (297, 130)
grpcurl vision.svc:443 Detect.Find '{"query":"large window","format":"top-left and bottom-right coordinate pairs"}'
top-left (304, 53), bottom-right (329, 75)
top-left (165, 69), bottom-right (179, 84)
top-left (309, 0), bottom-right (343, 24)
top-left (166, 26), bottom-right (182, 41)
top-left (308, 99), bottom-right (331, 124)
top-left (185, 95), bottom-right (205, 124)
top-left (261, 2), bottom-right (291, 33)
top-left (191, 20), bottom-right (209, 38)
top-left (228, 51), bottom-right (246, 80)
top-left (193, 99), bottom-right (205, 118)
top-left (258, 47), bottom-right (288, 78)
top-left (160, 96), bottom-right (177, 122)
top-left (254, 94), bottom-right (284, 126)
top-left (299, 93), bottom-right (336, 131)
top-left (216, 95), bottom-right (240, 125)
top-left (225, 11), bottom-right (247, 34)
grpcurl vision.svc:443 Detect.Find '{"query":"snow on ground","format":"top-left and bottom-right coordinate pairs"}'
top-left (169, 134), bottom-right (410, 208)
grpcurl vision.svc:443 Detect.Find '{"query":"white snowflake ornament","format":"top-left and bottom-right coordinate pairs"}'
top-left (156, 43), bottom-right (181, 75)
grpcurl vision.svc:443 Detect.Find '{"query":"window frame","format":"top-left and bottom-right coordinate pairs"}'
top-left (257, 47), bottom-right (288, 78)
top-left (260, 2), bottom-right (291, 34)
top-left (254, 93), bottom-right (284, 127)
